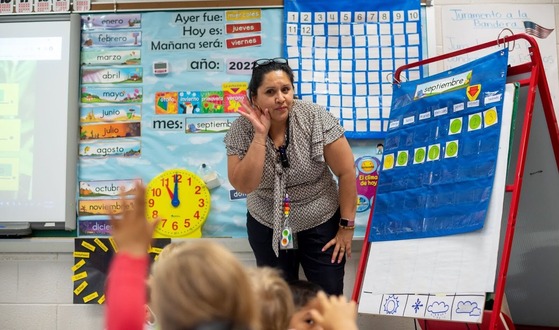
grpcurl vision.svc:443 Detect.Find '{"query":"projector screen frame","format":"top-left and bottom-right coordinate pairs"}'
top-left (0, 14), bottom-right (80, 231)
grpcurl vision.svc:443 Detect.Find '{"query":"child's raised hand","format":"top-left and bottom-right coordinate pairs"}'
top-left (109, 182), bottom-right (158, 257)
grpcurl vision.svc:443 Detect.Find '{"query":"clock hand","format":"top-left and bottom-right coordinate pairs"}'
top-left (165, 182), bottom-right (174, 199)
top-left (171, 174), bottom-right (180, 207)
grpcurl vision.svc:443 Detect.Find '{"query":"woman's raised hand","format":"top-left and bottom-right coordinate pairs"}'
top-left (238, 100), bottom-right (271, 136)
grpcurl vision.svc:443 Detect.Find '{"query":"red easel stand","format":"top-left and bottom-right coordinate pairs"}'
top-left (352, 33), bottom-right (559, 330)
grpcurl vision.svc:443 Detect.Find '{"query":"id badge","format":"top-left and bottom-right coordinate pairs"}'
top-left (280, 226), bottom-right (294, 249)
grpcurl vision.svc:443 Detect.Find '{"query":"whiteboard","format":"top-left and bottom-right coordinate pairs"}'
top-left (0, 15), bottom-right (80, 230)
top-left (358, 83), bottom-right (517, 322)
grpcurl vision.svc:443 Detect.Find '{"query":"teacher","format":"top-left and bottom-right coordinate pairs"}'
top-left (224, 58), bottom-right (357, 295)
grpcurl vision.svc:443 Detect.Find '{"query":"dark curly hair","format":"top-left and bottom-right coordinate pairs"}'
top-left (248, 61), bottom-right (294, 103)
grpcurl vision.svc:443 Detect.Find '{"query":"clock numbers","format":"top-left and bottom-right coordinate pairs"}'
top-left (160, 175), bottom-right (182, 186)
top-left (160, 219), bottom-right (191, 230)
top-left (146, 169), bottom-right (211, 238)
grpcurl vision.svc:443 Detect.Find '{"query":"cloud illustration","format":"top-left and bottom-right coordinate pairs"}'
top-left (427, 301), bottom-right (449, 314)
top-left (469, 307), bottom-right (482, 316)
top-left (456, 301), bottom-right (479, 314)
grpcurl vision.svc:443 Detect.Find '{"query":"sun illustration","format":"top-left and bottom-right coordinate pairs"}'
top-left (383, 295), bottom-right (399, 315)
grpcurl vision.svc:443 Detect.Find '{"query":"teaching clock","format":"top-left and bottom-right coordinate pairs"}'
top-left (145, 169), bottom-right (211, 238)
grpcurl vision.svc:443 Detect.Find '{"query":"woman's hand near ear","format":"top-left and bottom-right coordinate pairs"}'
top-left (238, 100), bottom-right (271, 138)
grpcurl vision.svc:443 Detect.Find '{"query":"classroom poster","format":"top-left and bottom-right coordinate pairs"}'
top-left (77, 11), bottom-right (281, 238)
top-left (440, 4), bottom-right (559, 119)
top-left (355, 152), bottom-right (383, 215)
top-left (77, 11), bottom-right (375, 239)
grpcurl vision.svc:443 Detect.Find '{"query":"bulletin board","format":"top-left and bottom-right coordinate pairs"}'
top-left (75, 8), bottom-right (419, 239)
top-left (77, 10), bottom-right (282, 238)
top-left (76, 3), bottom-right (431, 239)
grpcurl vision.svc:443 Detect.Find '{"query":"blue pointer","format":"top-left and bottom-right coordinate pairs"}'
top-left (171, 174), bottom-right (180, 207)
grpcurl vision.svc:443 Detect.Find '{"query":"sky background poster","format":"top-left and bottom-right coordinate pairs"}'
top-left (77, 11), bottom-right (376, 238)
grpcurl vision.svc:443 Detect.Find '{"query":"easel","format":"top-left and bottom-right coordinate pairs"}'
top-left (352, 33), bottom-right (559, 329)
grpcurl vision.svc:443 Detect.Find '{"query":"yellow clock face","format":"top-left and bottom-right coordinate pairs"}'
top-left (145, 169), bottom-right (211, 238)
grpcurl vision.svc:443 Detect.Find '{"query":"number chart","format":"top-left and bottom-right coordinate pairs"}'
top-left (284, 0), bottom-right (423, 139)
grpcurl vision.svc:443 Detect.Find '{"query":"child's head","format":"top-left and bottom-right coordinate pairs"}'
top-left (146, 241), bottom-right (185, 326)
top-left (151, 241), bottom-right (184, 274)
top-left (150, 240), bottom-right (258, 330)
top-left (247, 266), bottom-right (295, 330)
top-left (288, 280), bottom-right (324, 330)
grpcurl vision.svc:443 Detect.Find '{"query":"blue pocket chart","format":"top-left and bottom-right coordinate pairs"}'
top-left (283, 0), bottom-right (423, 139)
top-left (370, 49), bottom-right (509, 242)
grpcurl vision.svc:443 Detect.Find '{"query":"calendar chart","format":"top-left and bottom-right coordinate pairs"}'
top-left (284, 0), bottom-right (423, 139)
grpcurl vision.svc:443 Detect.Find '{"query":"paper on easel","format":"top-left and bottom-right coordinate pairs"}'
top-left (441, 4), bottom-right (559, 121)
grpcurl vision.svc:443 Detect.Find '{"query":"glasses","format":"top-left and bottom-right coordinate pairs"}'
top-left (253, 57), bottom-right (289, 68)
top-left (277, 146), bottom-right (290, 168)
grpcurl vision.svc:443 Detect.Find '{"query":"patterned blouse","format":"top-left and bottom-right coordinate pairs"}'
top-left (224, 99), bottom-right (345, 255)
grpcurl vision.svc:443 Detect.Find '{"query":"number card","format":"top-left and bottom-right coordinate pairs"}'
top-left (0, 0), bottom-right (14, 14)
top-left (52, 0), bottom-right (69, 12)
top-left (15, 0), bottom-right (32, 13)
top-left (284, 0), bottom-right (423, 139)
top-left (74, 0), bottom-right (90, 12)
top-left (34, 0), bottom-right (51, 12)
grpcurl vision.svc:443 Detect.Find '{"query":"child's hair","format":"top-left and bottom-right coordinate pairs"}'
top-left (152, 241), bottom-right (184, 272)
top-left (147, 241), bottom-right (185, 304)
top-left (247, 267), bottom-right (295, 330)
top-left (150, 240), bottom-right (258, 330)
top-left (288, 280), bottom-right (323, 309)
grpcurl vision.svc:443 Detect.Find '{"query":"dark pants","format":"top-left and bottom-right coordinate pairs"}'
top-left (246, 210), bottom-right (345, 295)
